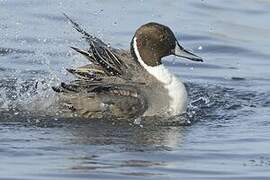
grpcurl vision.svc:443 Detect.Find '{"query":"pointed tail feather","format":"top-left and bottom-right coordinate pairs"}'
top-left (70, 46), bottom-right (120, 76)
top-left (66, 68), bottom-right (96, 79)
top-left (70, 46), bottom-right (97, 64)
top-left (64, 14), bottom-right (127, 78)
top-left (89, 42), bottom-right (122, 75)
top-left (63, 13), bottom-right (106, 47)
top-left (66, 67), bottom-right (105, 79)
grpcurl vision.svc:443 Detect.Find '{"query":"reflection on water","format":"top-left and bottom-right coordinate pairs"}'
top-left (1, 0), bottom-right (270, 179)
top-left (65, 121), bottom-right (185, 175)
top-left (0, 115), bottom-right (187, 177)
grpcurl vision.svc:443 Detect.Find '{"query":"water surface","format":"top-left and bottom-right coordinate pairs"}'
top-left (1, 0), bottom-right (270, 179)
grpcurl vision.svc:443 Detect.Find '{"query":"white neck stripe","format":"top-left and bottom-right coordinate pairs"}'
top-left (133, 37), bottom-right (171, 84)
top-left (132, 37), bottom-right (187, 115)
top-left (133, 37), bottom-right (148, 69)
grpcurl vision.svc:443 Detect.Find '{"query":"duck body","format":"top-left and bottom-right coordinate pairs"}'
top-left (52, 15), bottom-right (202, 119)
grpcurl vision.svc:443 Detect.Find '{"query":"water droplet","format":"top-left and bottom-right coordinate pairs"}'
top-left (134, 117), bottom-right (141, 125)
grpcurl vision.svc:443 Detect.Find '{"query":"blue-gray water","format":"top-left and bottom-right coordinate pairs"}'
top-left (1, 0), bottom-right (270, 179)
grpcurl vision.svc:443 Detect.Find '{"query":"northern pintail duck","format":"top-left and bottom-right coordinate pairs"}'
top-left (52, 14), bottom-right (203, 119)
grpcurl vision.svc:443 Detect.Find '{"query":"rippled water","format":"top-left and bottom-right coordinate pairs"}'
top-left (1, 0), bottom-right (270, 179)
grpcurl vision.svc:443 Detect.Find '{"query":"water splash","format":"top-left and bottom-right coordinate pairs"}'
top-left (0, 73), bottom-right (269, 127)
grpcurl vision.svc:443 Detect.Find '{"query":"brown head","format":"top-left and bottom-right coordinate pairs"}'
top-left (131, 22), bottom-right (203, 67)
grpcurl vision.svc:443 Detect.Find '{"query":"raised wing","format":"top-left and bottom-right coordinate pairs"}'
top-left (63, 13), bottom-right (131, 78)
top-left (52, 14), bottom-right (147, 119)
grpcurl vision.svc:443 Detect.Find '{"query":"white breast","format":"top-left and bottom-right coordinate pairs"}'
top-left (133, 38), bottom-right (187, 115)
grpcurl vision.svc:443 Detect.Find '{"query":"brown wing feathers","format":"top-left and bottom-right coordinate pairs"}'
top-left (63, 13), bottom-right (125, 77)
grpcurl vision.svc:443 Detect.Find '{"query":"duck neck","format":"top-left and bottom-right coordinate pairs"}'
top-left (132, 37), bottom-right (187, 115)
top-left (132, 37), bottom-right (170, 84)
